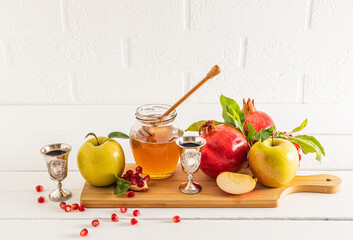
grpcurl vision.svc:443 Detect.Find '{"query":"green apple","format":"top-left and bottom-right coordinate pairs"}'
top-left (77, 135), bottom-right (125, 187)
top-left (249, 138), bottom-right (299, 187)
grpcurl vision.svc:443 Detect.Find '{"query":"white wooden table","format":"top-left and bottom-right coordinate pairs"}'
top-left (1, 105), bottom-right (353, 239)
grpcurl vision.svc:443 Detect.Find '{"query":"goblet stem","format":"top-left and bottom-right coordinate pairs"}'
top-left (57, 181), bottom-right (68, 196)
top-left (188, 174), bottom-right (194, 182)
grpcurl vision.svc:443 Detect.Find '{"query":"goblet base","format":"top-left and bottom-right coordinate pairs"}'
top-left (49, 188), bottom-right (72, 202)
top-left (179, 181), bottom-right (202, 194)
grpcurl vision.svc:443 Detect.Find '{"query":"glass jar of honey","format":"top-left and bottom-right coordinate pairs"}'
top-left (129, 104), bottom-right (182, 179)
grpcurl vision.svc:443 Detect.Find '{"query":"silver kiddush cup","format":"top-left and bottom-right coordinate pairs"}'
top-left (40, 143), bottom-right (72, 202)
top-left (175, 136), bottom-right (206, 194)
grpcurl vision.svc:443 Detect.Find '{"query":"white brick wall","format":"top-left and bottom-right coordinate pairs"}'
top-left (0, 0), bottom-right (352, 105)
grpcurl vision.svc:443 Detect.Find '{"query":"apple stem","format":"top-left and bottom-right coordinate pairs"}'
top-left (272, 132), bottom-right (275, 146)
top-left (85, 132), bottom-right (100, 146)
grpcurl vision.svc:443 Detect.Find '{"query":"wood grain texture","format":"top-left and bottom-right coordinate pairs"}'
top-left (80, 164), bottom-right (341, 208)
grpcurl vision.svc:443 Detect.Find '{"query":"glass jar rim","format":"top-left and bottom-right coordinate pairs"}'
top-left (135, 104), bottom-right (177, 123)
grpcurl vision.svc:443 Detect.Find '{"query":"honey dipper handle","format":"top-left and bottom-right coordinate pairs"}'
top-left (162, 65), bottom-right (221, 117)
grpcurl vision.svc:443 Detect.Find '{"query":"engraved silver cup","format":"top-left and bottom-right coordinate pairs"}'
top-left (175, 136), bottom-right (206, 194)
top-left (40, 143), bottom-right (72, 202)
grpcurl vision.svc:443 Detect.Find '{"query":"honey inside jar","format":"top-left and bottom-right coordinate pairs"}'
top-left (129, 105), bottom-right (182, 179)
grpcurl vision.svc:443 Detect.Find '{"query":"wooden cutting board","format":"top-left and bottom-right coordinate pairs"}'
top-left (80, 163), bottom-right (341, 208)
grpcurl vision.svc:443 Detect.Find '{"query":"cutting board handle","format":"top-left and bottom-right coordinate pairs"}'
top-left (280, 174), bottom-right (342, 199)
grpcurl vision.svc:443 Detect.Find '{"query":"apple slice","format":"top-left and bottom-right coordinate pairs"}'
top-left (216, 172), bottom-right (257, 195)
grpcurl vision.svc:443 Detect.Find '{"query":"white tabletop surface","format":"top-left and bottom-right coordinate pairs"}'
top-left (1, 105), bottom-right (352, 240)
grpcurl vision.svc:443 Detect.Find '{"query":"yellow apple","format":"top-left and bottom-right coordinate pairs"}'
top-left (216, 172), bottom-right (257, 194)
top-left (249, 138), bottom-right (299, 187)
top-left (77, 136), bottom-right (125, 187)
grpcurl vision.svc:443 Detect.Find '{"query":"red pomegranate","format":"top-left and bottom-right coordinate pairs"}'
top-left (242, 99), bottom-right (275, 135)
top-left (199, 121), bottom-right (249, 178)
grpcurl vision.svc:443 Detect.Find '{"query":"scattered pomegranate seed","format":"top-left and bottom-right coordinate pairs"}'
top-left (78, 205), bottom-right (85, 212)
top-left (130, 218), bottom-right (138, 225)
top-left (111, 213), bottom-right (119, 222)
top-left (37, 196), bottom-right (45, 203)
top-left (135, 166), bottom-right (143, 174)
top-left (133, 210), bottom-right (140, 217)
top-left (137, 182), bottom-right (144, 188)
top-left (65, 205), bottom-right (71, 212)
top-left (92, 219), bottom-right (99, 227)
top-left (128, 191), bottom-right (135, 197)
top-left (60, 202), bottom-right (66, 209)
top-left (80, 229), bottom-right (88, 237)
top-left (71, 203), bottom-right (79, 210)
top-left (35, 185), bottom-right (43, 192)
top-left (143, 175), bottom-right (150, 182)
top-left (173, 216), bottom-right (181, 223)
top-left (120, 206), bottom-right (127, 213)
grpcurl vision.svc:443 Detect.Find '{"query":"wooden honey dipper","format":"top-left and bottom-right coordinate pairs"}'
top-left (161, 65), bottom-right (222, 118)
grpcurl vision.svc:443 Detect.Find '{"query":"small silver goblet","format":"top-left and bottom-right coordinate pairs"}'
top-left (40, 143), bottom-right (72, 202)
top-left (175, 136), bottom-right (206, 194)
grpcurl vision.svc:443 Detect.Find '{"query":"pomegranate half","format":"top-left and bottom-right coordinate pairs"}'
top-left (199, 121), bottom-right (249, 178)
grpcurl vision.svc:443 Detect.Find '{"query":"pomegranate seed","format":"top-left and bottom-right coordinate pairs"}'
top-left (65, 205), bottom-right (71, 212)
top-left (135, 166), bottom-right (143, 174)
top-left (133, 210), bottom-right (140, 217)
top-left (143, 175), bottom-right (150, 182)
top-left (80, 229), bottom-right (88, 237)
top-left (37, 196), bottom-right (45, 203)
top-left (132, 173), bottom-right (139, 179)
top-left (130, 218), bottom-right (138, 225)
top-left (173, 216), bottom-right (181, 223)
top-left (137, 182), bottom-right (144, 188)
top-left (71, 203), bottom-right (79, 210)
top-left (289, 134), bottom-right (293, 137)
top-left (136, 177), bottom-right (143, 183)
top-left (60, 202), bottom-right (66, 209)
top-left (126, 170), bottom-right (133, 176)
top-left (120, 206), bottom-right (127, 213)
top-left (111, 213), bottom-right (119, 222)
top-left (35, 185), bottom-right (43, 192)
top-left (130, 179), bottom-right (137, 185)
top-left (128, 191), bottom-right (135, 197)
top-left (92, 219), bottom-right (99, 227)
top-left (299, 154), bottom-right (302, 160)
top-left (78, 205), bottom-right (85, 212)
top-left (122, 174), bottom-right (129, 180)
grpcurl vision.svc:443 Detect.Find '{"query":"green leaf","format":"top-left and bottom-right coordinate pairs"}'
top-left (246, 123), bottom-right (255, 143)
top-left (253, 126), bottom-right (276, 142)
top-left (114, 177), bottom-right (131, 195)
top-left (291, 119), bottom-right (308, 133)
top-left (288, 135), bottom-right (325, 162)
top-left (108, 131), bottom-right (129, 139)
top-left (226, 112), bottom-right (245, 135)
top-left (220, 94), bottom-right (245, 133)
top-left (185, 120), bottom-right (222, 132)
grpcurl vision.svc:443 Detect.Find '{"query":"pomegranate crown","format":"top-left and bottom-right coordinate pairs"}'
top-left (199, 120), bottom-right (217, 135)
top-left (242, 98), bottom-right (257, 113)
